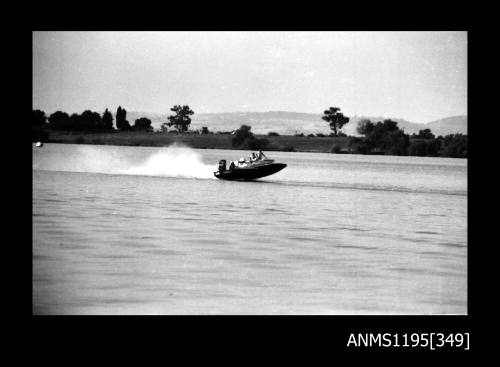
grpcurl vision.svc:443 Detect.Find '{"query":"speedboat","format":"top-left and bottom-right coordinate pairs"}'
top-left (214, 151), bottom-right (286, 181)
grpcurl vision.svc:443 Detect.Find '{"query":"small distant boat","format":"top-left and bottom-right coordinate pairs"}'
top-left (35, 142), bottom-right (43, 147)
top-left (214, 151), bottom-right (286, 181)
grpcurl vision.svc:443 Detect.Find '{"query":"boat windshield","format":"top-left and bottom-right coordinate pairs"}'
top-left (249, 150), bottom-right (269, 162)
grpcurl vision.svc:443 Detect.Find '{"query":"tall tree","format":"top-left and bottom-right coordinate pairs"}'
top-left (232, 125), bottom-right (253, 147)
top-left (116, 106), bottom-right (131, 131)
top-left (413, 128), bottom-right (435, 140)
top-left (231, 125), bottom-right (268, 150)
top-left (322, 107), bottom-right (349, 137)
top-left (441, 134), bottom-right (467, 158)
top-left (48, 111), bottom-right (69, 129)
top-left (356, 119), bottom-right (374, 136)
top-left (68, 113), bottom-right (81, 131)
top-left (32, 109), bottom-right (48, 142)
top-left (166, 105), bottom-right (194, 133)
top-left (80, 110), bottom-right (102, 131)
top-left (101, 108), bottom-right (114, 130)
top-left (32, 110), bottom-right (47, 126)
top-left (356, 119), bottom-right (410, 155)
top-left (133, 117), bottom-right (153, 131)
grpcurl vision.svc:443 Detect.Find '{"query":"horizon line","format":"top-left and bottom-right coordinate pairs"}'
top-left (33, 107), bottom-right (467, 125)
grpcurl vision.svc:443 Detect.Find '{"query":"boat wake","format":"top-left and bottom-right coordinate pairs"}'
top-left (120, 145), bottom-right (216, 179)
top-left (256, 179), bottom-right (467, 197)
top-left (35, 144), bottom-right (217, 179)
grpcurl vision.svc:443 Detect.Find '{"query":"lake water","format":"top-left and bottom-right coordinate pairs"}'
top-left (32, 143), bottom-right (467, 314)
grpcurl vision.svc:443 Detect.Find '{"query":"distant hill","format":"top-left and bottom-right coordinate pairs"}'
top-left (425, 116), bottom-right (468, 137)
top-left (120, 111), bottom-right (467, 137)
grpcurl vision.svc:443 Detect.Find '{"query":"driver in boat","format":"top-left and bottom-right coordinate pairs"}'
top-left (250, 151), bottom-right (264, 162)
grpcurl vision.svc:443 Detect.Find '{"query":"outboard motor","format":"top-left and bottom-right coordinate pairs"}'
top-left (218, 160), bottom-right (226, 172)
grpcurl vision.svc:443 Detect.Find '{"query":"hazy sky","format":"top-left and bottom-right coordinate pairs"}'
top-left (33, 31), bottom-right (467, 123)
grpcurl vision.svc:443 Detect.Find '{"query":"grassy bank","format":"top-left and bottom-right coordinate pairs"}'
top-left (47, 130), bottom-right (351, 153)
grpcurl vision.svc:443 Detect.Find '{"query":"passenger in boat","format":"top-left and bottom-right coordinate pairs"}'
top-left (257, 150), bottom-right (263, 160)
top-left (250, 152), bottom-right (257, 162)
top-left (229, 161), bottom-right (235, 170)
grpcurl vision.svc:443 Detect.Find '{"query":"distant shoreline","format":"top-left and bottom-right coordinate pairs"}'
top-left (45, 130), bottom-right (352, 154)
top-left (41, 130), bottom-right (466, 158)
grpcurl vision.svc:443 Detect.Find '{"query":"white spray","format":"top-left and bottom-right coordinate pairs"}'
top-left (36, 144), bottom-right (217, 179)
top-left (120, 145), bottom-right (216, 179)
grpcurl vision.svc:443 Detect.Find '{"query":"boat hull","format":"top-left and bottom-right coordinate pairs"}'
top-left (214, 163), bottom-right (287, 181)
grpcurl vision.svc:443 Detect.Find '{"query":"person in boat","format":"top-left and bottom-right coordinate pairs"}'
top-left (249, 151), bottom-right (263, 162)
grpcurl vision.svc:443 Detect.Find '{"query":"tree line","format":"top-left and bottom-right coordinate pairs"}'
top-left (319, 106), bottom-right (466, 158)
top-left (33, 107), bottom-right (152, 133)
top-left (348, 119), bottom-right (467, 158)
top-left (32, 104), bottom-right (196, 136)
top-left (33, 103), bottom-right (467, 158)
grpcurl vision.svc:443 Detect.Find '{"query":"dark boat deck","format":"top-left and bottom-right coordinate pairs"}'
top-left (214, 163), bottom-right (287, 181)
